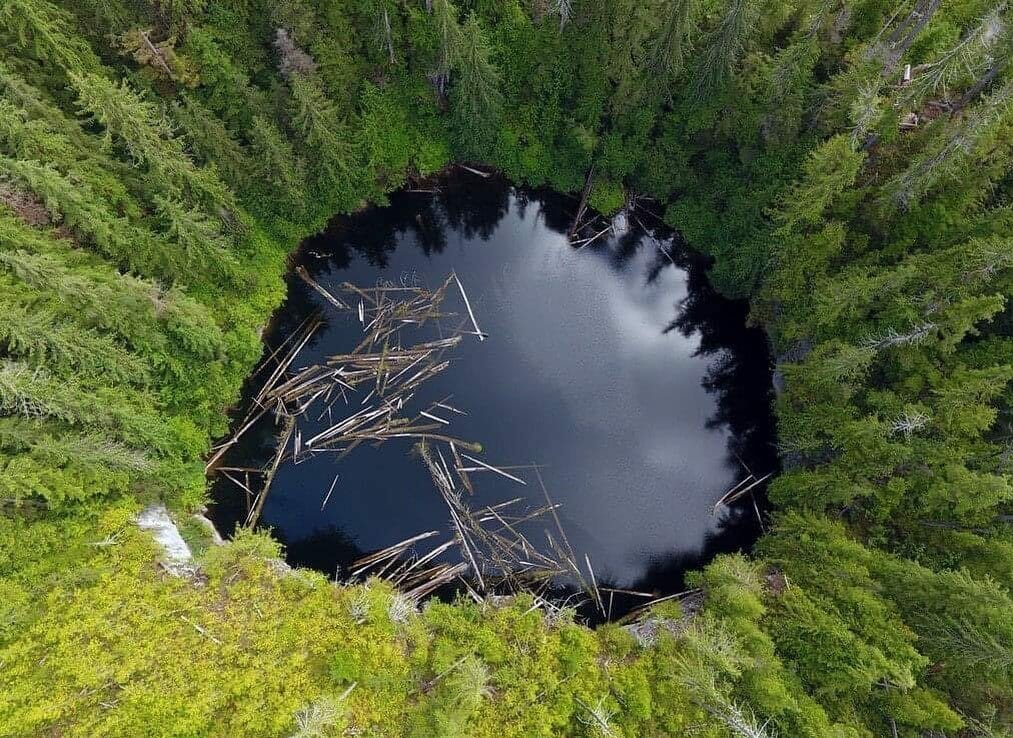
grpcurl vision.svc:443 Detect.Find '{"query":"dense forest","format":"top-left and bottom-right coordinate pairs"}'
top-left (0, 0), bottom-right (1011, 735)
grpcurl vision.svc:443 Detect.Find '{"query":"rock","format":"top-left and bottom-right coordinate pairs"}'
top-left (137, 505), bottom-right (191, 562)
top-left (192, 511), bottom-right (224, 545)
top-left (136, 504), bottom-right (200, 579)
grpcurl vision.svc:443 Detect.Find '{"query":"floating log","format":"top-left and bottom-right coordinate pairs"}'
top-left (246, 415), bottom-right (295, 527)
top-left (711, 472), bottom-right (772, 515)
top-left (452, 272), bottom-right (485, 341)
top-left (459, 453), bottom-right (527, 485)
top-left (296, 266), bottom-right (348, 309)
top-left (320, 473), bottom-right (340, 510)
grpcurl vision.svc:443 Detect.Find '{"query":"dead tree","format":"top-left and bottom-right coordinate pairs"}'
top-left (568, 165), bottom-right (595, 239)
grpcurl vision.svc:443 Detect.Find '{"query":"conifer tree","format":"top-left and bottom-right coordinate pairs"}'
top-left (449, 13), bottom-right (502, 160)
top-left (0, 418), bottom-right (152, 474)
top-left (903, 5), bottom-right (1010, 105)
top-left (430, 0), bottom-right (461, 94)
top-left (71, 73), bottom-right (235, 215)
top-left (172, 95), bottom-right (250, 188)
top-left (886, 78), bottom-right (1013, 209)
top-left (690, 0), bottom-right (761, 98)
top-left (248, 115), bottom-right (307, 210)
top-left (369, 0), bottom-right (397, 66)
top-left (290, 75), bottom-right (358, 184)
top-left (766, 513), bottom-right (1013, 720)
top-left (154, 195), bottom-right (237, 277)
top-left (759, 38), bottom-right (819, 145)
top-left (761, 135), bottom-right (866, 341)
top-left (0, 157), bottom-right (147, 273)
top-left (597, 0), bottom-right (658, 110)
top-left (0, 63), bottom-right (97, 153)
top-left (148, 0), bottom-right (205, 35)
top-left (651, 0), bottom-right (698, 82)
top-left (0, 288), bottom-right (150, 384)
top-left (0, 0), bottom-right (102, 73)
top-left (0, 213), bottom-right (223, 361)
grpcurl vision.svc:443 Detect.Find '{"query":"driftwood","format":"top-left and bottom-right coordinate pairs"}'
top-left (246, 415), bottom-right (294, 527)
top-left (452, 272), bottom-right (485, 341)
top-left (210, 269), bottom-right (688, 623)
top-left (573, 225), bottom-right (611, 250)
top-left (212, 273), bottom-right (488, 521)
top-left (568, 165), bottom-right (596, 238)
top-left (711, 473), bottom-right (772, 515)
top-left (457, 164), bottom-right (492, 178)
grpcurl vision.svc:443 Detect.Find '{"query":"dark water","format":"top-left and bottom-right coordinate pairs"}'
top-left (209, 173), bottom-right (777, 616)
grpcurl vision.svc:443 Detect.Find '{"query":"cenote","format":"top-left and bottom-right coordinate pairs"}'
top-left (209, 172), bottom-right (777, 619)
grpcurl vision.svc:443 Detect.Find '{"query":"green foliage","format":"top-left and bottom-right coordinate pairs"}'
top-left (764, 513), bottom-right (1010, 725)
top-left (289, 74), bottom-right (363, 209)
top-left (0, 285), bottom-right (150, 384)
top-left (449, 13), bottom-right (503, 161)
top-left (71, 72), bottom-right (236, 223)
top-left (0, 0), bottom-right (102, 73)
top-left (690, 0), bottom-right (762, 98)
top-left (247, 115), bottom-right (307, 213)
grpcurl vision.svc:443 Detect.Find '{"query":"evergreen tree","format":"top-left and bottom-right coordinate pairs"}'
top-left (690, 0), bottom-right (761, 98)
top-left (290, 75), bottom-right (359, 187)
top-left (71, 73), bottom-right (235, 215)
top-left (0, 288), bottom-right (150, 384)
top-left (154, 195), bottom-right (237, 277)
top-left (172, 95), bottom-right (250, 188)
top-left (148, 0), bottom-right (205, 35)
top-left (651, 0), bottom-right (698, 83)
top-left (0, 0), bottom-right (102, 73)
top-left (248, 115), bottom-right (307, 211)
top-left (430, 0), bottom-right (461, 98)
top-left (760, 135), bottom-right (866, 341)
top-left (0, 156), bottom-right (153, 274)
top-left (0, 213), bottom-right (223, 361)
top-left (449, 13), bottom-right (503, 161)
top-left (886, 79), bottom-right (1013, 209)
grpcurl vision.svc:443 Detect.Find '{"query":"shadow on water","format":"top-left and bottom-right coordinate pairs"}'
top-left (209, 172), bottom-right (778, 622)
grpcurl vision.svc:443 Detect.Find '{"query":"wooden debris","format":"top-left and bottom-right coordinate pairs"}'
top-left (210, 271), bottom-right (612, 620)
top-left (452, 272), bottom-right (485, 341)
top-left (711, 472), bottom-right (772, 515)
top-left (457, 164), bottom-right (492, 178)
top-left (296, 266), bottom-right (348, 309)
top-left (320, 473), bottom-right (340, 510)
top-left (458, 453), bottom-right (527, 485)
top-left (246, 415), bottom-right (295, 527)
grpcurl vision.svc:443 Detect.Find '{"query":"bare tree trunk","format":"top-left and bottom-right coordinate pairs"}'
top-left (953, 62), bottom-right (1003, 112)
top-left (875, 0), bottom-right (943, 78)
top-left (569, 164), bottom-right (595, 238)
top-left (383, 9), bottom-right (395, 65)
top-left (247, 416), bottom-right (295, 527)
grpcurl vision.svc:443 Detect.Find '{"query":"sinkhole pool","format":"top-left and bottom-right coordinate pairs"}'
top-left (209, 173), bottom-right (778, 618)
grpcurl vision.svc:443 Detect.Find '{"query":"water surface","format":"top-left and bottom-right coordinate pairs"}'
top-left (210, 174), bottom-right (777, 613)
